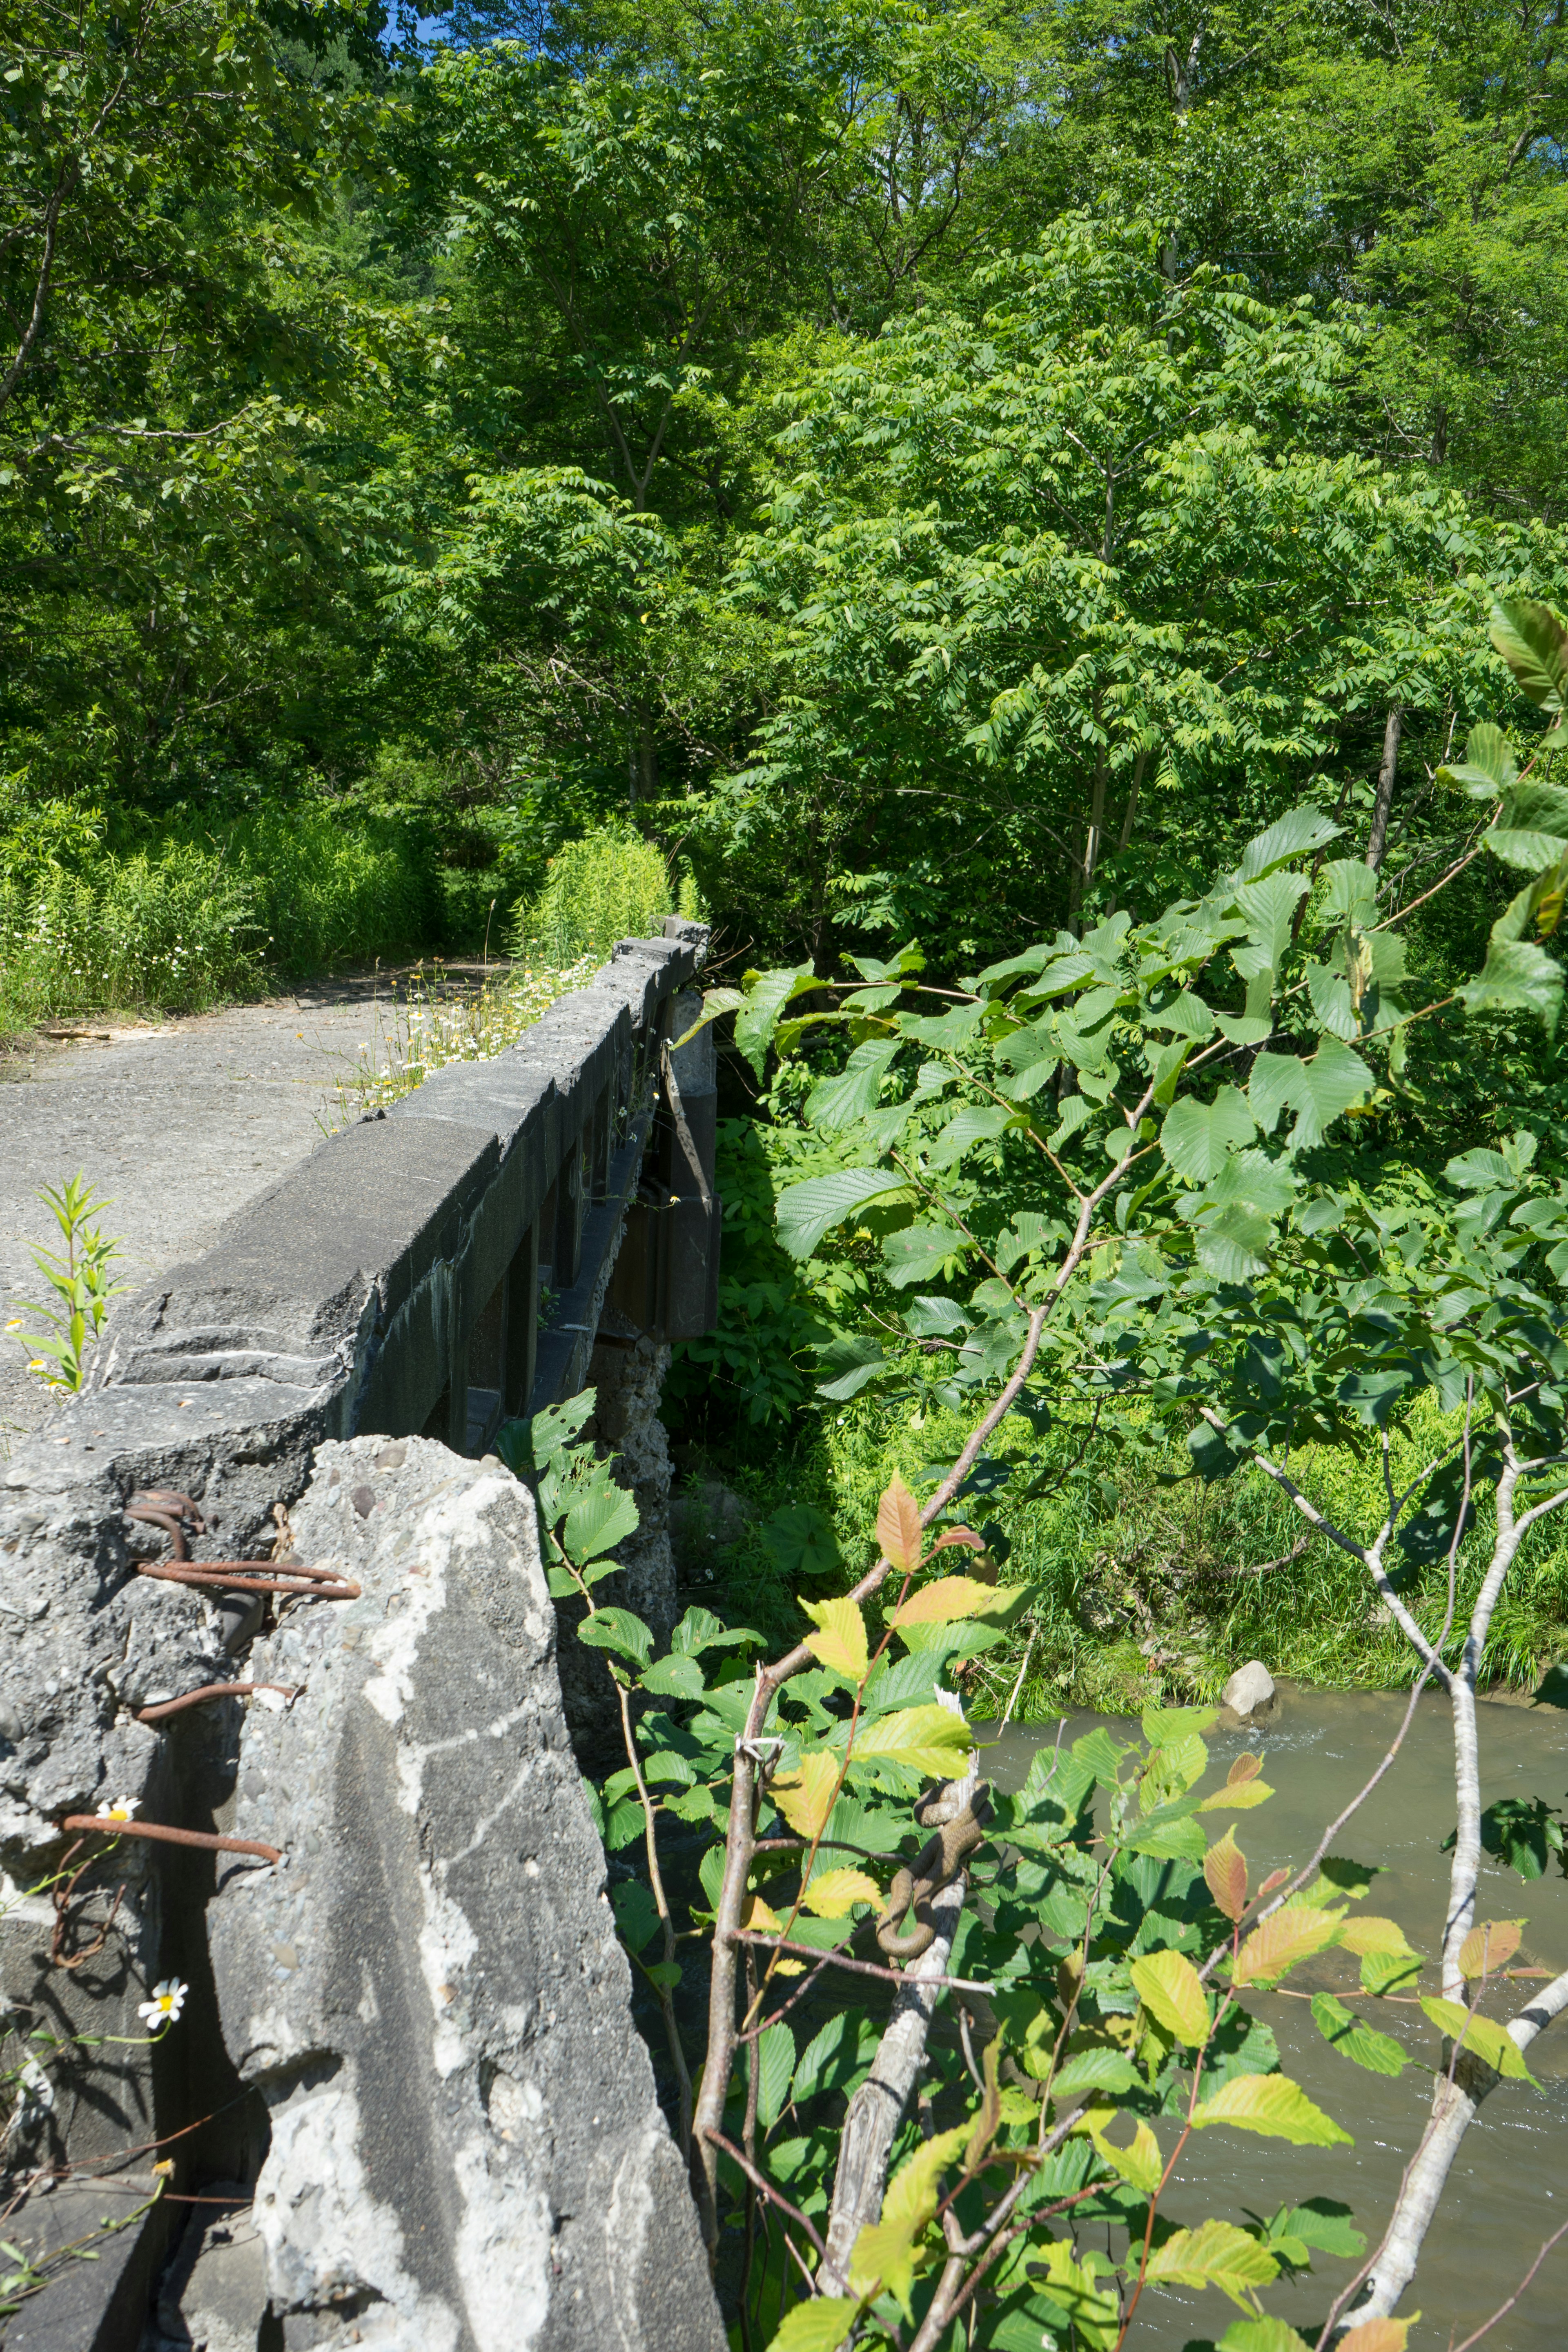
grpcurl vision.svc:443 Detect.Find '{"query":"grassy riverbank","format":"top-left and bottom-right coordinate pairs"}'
top-left (671, 1388), bottom-right (1568, 1718)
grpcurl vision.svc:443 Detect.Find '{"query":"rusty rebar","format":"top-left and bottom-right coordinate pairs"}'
top-left (134, 1560), bottom-right (360, 1599)
top-left (61, 1817), bottom-right (282, 1864)
top-left (49, 1838), bottom-right (126, 1969)
top-left (133, 1682), bottom-right (300, 1724)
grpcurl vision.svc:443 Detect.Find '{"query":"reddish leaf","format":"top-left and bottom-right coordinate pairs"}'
top-left (877, 1474), bottom-right (924, 1577)
top-left (931, 1525), bottom-right (985, 1554)
top-left (1458, 1919), bottom-right (1524, 1979)
top-left (1227, 1751), bottom-right (1263, 1786)
top-left (1233, 1902), bottom-right (1341, 1986)
top-left (1205, 1828), bottom-right (1248, 1922)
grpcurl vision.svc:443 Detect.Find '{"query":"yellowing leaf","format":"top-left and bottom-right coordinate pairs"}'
top-left (802, 1867), bottom-right (881, 1919)
top-left (890, 1576), bottom-right (1020, 1627)
top-left (802, 1595), bottom-right (870, 1682)
top-left (742, 1893), bottom-right (783, 1933)
top-left (1129, 1948), bottom-right (1211, 2046)
top-left (771, 1751), bottom-right (842, 1840)
top-left (1458, 1919), bottom-right (1525, 1979)
top-left (1233, 1902), bottom-right (1343, 1986)
top-left (1419, 1997), bottom-right (1539, 2085)
top-left (1080, 2109), bottom-right (1163, 2194)
top-left (1227, 1751), bottom-right (1263, 1786)
top-left (1199, 1779), bottom-right (1275, 1811)
top-left (1144, 2218), bottom-right (1279, 2311)
top-left (1339, 2320), bottom-right (1414, 2352)
top-left (765, 2298), bottom-right (864, 2352)
top-left (1205, 1828), bottom-right (1248, 1923)
top-left (877, 1472), bottom-right (924, 1576)
top-left (1337, 1915), bottom-right (1415, 1958)
top-left (848, 2122), bottom-right (969, 2314)
top-left (1191, 2073), bottom-right (1352, 2146)
top-left (851, 1703), bottom-right (973, 1776)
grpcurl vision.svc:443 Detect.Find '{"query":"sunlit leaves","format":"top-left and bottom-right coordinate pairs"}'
top-left (1419, 1998), bottom-right (1539, 2085)
top-left (1198, 1778), bottom-right (1274, 1813)
top-left (1077, 2109), bottom-right (1162, 2192)
top-left (1232, 1904), bottom-right (1342, 1987)
top-left (850, 1704), bottom-right (973, 1776)
top-left (1191, 2073), bottom-right (1352, 2146)
top-left (1336, 1916), bottom-right (1416, 1960)
top-left (802, 1867), bottom-right (882, 1918)
top-left (801, 1595), bottom-right (870, 1682)
top-left (1339, 2321), bottom-right (1414, 2352)
top-left (1143, 2218), bottom-right (1279, 2310)
top-left (848, 2122), bottom-right (970, 2312)
top-left (765, 2299), bottom-right (863, 2351)
top-left (889, 1576), bottom-right (1020, 1627)
top-left (771, 1752), bottom-right (843, 1840)
top-left (1129, 1949), bottom-right (1211, 2045)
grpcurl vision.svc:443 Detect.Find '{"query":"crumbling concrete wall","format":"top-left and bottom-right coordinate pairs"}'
top-left (207, 1439), bottom-right (722, 2352)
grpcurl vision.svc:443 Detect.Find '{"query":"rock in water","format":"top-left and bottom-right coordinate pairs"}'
top-left (209, 1435), bottom-right (724, 2352)
top-left (1222, 1659), bottom-right (1276, 1720)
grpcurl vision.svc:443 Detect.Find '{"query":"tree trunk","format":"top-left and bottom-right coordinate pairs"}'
top-left (1365, 704), bottom-right (1402, 874)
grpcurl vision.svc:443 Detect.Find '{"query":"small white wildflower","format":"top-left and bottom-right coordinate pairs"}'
top-left (16, 2056), bottom-right (54, 2118)
top-left (137, 1978), bottom-right (188, 2029)
top-left (96, 1797), bottom-right (140, 1822)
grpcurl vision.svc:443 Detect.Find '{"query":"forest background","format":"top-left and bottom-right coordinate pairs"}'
top-left (7, 0), bottom-right (1568, 1705)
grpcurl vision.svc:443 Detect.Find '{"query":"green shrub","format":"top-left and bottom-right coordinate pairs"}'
top-left (509, 826), bottom-right (672, 965)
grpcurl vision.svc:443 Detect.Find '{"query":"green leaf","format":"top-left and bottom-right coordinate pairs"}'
top-left (561, 1479), bottom-right (639, 1562)
top-left (1235, 870), bottom-right (1310, 969)
top-left (1317, 859), bottom-right (1379, 926)
top-left (1191, 2073), bottom-right (1352, 2145)
top-left (672, 1606), bottom-right (760, 1656)
top-left (882, 1222), bottom-right (969, 1285)
top-left (1460, 936), bottom-right (1563, 1033)
top-left (1273, 2199), bottom-right (1366, 2261)
top-left (1360, 1949), bottom-right (1422, 1997)
top-left (735, 962), bottom-right (816, 1078)
top-left (761, 1504), bottom-right (841, 1578)
top-left (815, 1333), bottom-right (889, 1400)
top-left (1238, 805), bottom-right (1341, 880)
top-left (610, 1878), bottom-right (661, 1953)
top-left (1049, 2047), bottom-right (1139, 2100)
top-left (1310, 1992), bottom-right (1408, 2076)
top-left (1160, 1087), bottom-right (1257, 1182)
top-left (1485, 780), bottom-right (1568, 869)
top-left (927, 1103), bottom-right (1018, 1169)
top-left (1217, 2321), bottom-right (1313, 2352)
top-left (1490, 597), bottom-right (1568, 710)
top-left (776, 1169), bottom-right (909, 1260)
top-left (765, 2300), bottom-right (863, 2352)
top-left (1420, 1997), bottom-right (1539, 2083)
top-left (754, 2021), bottom-right (796, 2129)
top-left (639, 1652), bottom-right (707, 1700)
top-left (1143, 1703), bottom-right (1219, 1744)
top-left (805, 1040), bottom-right (901, 1131)
top-left (576, 1607), bottom-right (652, 1667)
top-left (1439, 720), bottom-right (1520, 800)
top-left (1289, 1036), bottom-right (1374, 1151)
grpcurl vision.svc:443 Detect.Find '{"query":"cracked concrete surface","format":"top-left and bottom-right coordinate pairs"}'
top-left (0, 977), bottom-right (414, 1454)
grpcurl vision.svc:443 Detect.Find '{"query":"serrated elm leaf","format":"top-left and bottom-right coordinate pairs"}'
top-left (1191, 2073), bottom-right (1352, 2146)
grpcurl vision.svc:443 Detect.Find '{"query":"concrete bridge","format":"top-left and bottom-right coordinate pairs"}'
top-left (0, 927), bottom-right (728, 2352)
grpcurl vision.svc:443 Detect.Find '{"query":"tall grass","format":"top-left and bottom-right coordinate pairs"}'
top-left (0, 811), bottom-right (440, 1034)
top-left (510, 827), bottom-right (673, 966)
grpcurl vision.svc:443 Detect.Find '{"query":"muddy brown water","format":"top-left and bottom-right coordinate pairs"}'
top-left (984, 1686), bottom-right (1568, 2349)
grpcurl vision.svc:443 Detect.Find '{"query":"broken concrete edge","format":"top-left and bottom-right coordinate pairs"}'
top-left (0, 933), bottom-right (706, 1848)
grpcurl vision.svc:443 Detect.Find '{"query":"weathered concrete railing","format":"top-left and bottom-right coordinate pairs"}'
top-left (0, 925), bottom-right (727, 2352)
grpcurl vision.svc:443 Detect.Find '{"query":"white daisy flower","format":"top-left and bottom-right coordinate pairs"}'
top-left (96, 1797), bottom-right (140, 1822)
top-left (137, 1978), bottom-right (188, 2029)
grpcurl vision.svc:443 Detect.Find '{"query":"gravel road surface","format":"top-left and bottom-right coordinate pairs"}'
top-left (0, 977), bottom-right (412, 1454)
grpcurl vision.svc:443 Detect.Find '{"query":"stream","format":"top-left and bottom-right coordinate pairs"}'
top-left (984, 1686), bottom-right (1568, 2350)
